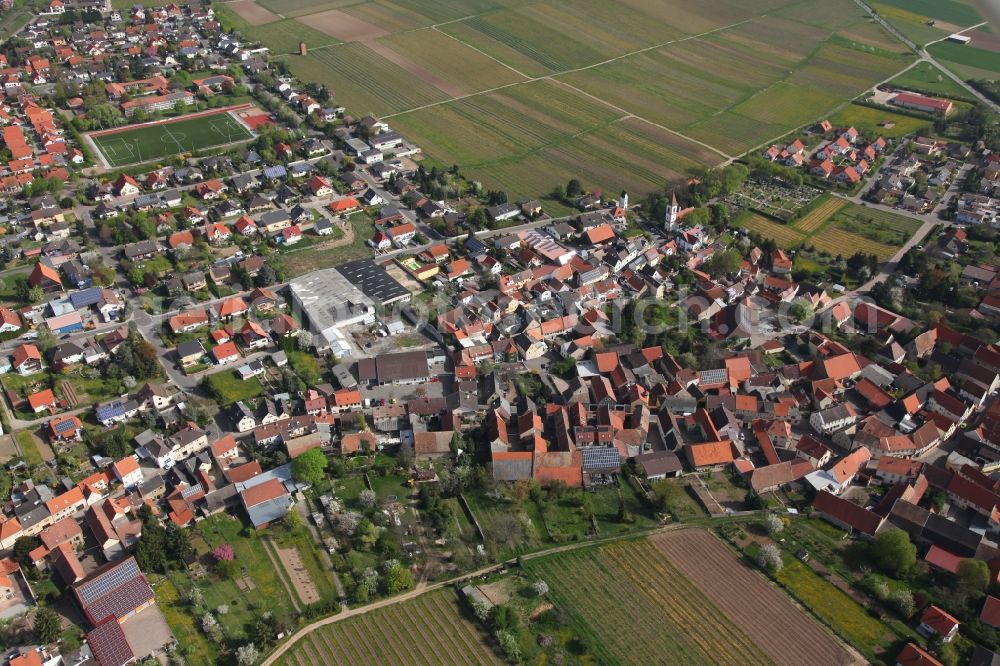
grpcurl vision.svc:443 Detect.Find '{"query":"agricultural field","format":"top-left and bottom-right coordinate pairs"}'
top-left (774, 558), bottom-right (897, 657)
top-left (740, 200), bottom-right (921, 260)
top-left (273, 589), bottom-right (502, 666)
top-left (90, 112), bottom-right (254, 167)
top-left (831, 205), bottom-right (923, 246)
top-left (870, 0), bottom-right (982, 47)
top-left (236, 0), bottom-right (920, 200)
top-left (928, 41), bottom-right (1000, 81)
top-left (791, 196), bottom-right (847, 233)
top-left (739, 212), bottom-right (808, 246)
top-left (215, 5), bottom-right (340, 53)
top-left (256, 0), bottom-right (359, 18)
top-left (652, 530), bottom-right (861, 664)
top-left (526, 531), bottom-right (856, 665)
top-left (288, 43), bottom-right (450, 117)
top-left (890, 62), bottom-right (975, 99)
top-left (808, 226), bottom-right (897, 260)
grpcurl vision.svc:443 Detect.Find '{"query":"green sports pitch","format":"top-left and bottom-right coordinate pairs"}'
top-left (91, 112), bottom-right (254, 167)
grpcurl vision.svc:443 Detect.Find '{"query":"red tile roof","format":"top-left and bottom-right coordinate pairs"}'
top-left (241, 478), bottom-right (287, 508)
top-left (897, 643), bottom-right (942, 666)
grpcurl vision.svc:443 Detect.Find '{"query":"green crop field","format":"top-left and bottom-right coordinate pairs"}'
top-left (91, 112), bottom-right (253, 167)
top-left (928, 41), bottom-right (1000, 80)
top-left (890, 62), bottom-right (974, 99)
top-left (273, 589), bottom-right (502, 666)
top-left (775, 559), bottom-right (896, 655)
top-left (871, 0), bottom-right (982, 27)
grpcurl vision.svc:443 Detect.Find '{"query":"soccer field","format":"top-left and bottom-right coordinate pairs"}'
top-left (91, 112), bottom-right (254, 167)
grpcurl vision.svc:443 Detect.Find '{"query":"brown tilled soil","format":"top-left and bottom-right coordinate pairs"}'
top-left (300, 9), bottom-right (388, 41)
top-left (275, 544), bottom-right (320, 605)
top-left (651, 530), bottom-right (864, 666)
top-left (365, 41), bottom-right (466, 98)
top-left (230, 0), bottom-right (280, 26)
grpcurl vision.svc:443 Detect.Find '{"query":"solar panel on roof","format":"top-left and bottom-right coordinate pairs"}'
top-left (582, 446), bottom-right (621, 471)
top-left (54, 419), bottom-right (75, 434)
top-left (700, 369), bottom-right (727, 385)
top-left (77, 558), bottom-right (141, 604)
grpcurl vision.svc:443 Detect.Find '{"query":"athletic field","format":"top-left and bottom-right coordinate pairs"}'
top-left (91, 111), bottom-right (254, 167)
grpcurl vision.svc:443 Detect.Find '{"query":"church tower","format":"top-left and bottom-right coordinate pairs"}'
top-left (665, 192), bottom-right (680, 232)
top-left (619, 190), bottom-right (628, 209)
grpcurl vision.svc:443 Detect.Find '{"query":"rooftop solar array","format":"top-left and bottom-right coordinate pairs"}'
top-left (76, 557), bottom-right (141, 605)
top-left (53, 418), bottom-right (76, 434)
top-left (699, 368), bottom-right (727, 385)
top-left (87, 619), bottom-right (133, 666)
top-left (336, 258), bottom-right (410, 305)
top-left (582, 446), bottom-right (621, 471)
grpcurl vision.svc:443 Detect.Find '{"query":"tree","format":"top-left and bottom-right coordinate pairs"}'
top-left (13, 536), bottom-right (41, 568)
top-left (566, 179), bottom-right (583, 197)
top-left (254, 263), bottom-right (277, 287)
top-left (957, 558), bottom-right (990, 595)
top-left (358, 488), bottom-right (377, 509)
top-left (212, 544), bottom-right (235, 562)
top-left (236, 643), bottom-right (259, 666)
top-left (357, 519), bottom-right (379, 550)
top-left (703, 248), bottom-right (742, 277)
top-left (34, 606), bottom-right (61, 644)
top-left (889, 589), bottom-right (915, 618)
top-left (495, 629), bottom-right (521, 662)
top-left (201, 612), bottom-right (222, 641)
top-left (532, 579), bottom-right (549, 597)
top-left (788, 301), bottom-right (814, 324)
top-left (763, 514), bottom-right (784, 535)
top-left (756, 544), bottom-right (783, 573)
top-left (291, 448), bottom-right (327, 487)
top-left (870, 529), bottom-right (916, 577)
top-left (384, 562), bottom-right (414, 594)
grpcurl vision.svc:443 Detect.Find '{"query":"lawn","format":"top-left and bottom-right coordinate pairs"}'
top-left (153, 576), bottom-right (216, 665)
top-left (890, 62), bottom-right (974, 100)
top-left (14, 430), bottom-right (43, 466)
top-left (203, 371), bottom-right (264, 406)
top-left (774, 558), bottom-right (898, 657)
top-left (282, 214), bottom-right (375, 277)
top-left (194, 514), bottom-right (299, 618)
top-left (827, 103), bottom-right (932, 139)
top-left (91, 112), bottom-right (254, 167)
